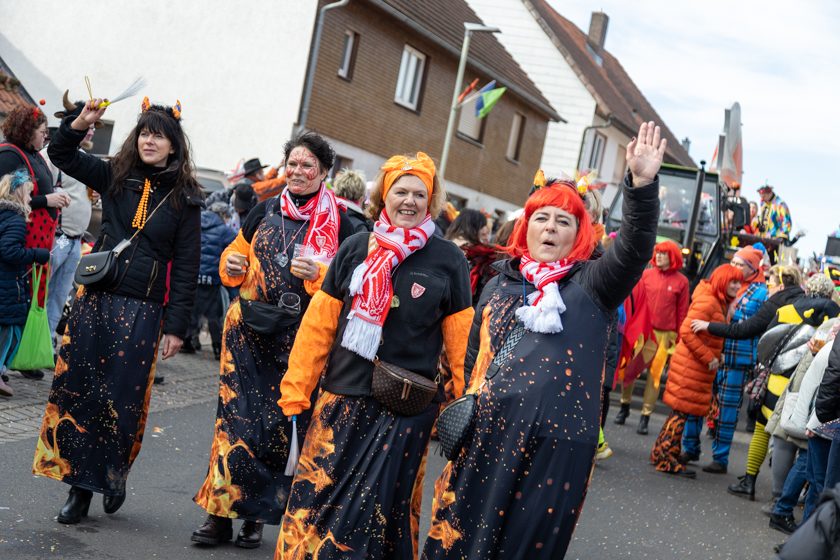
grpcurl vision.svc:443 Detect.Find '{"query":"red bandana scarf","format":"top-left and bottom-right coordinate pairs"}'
top-left (517, 254), bottom-right (577, 333)
top-left (340, 211), bottom-right (436, 360)
top-left (279, 185), bottom-right (342, 264)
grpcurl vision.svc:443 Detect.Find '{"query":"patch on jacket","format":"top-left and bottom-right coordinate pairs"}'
top-left (411, 282), bottom-right (426, 298)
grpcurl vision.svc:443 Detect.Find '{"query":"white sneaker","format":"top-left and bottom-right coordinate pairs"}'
top-left (595, 442), bottom-right (613, 460)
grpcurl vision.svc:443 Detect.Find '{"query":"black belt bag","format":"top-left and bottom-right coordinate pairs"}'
top-left (371, 359), bottom-right (438, 417)
top-left (75, 191), bottom-right (172, 288)
top-left (240, 292), bottom-right (301, 335)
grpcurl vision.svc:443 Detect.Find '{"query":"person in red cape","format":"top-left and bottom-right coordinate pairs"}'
top-left (615, 239), bottom-right (689, 434)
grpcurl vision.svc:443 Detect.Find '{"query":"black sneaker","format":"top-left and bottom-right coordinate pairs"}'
top-left (20, 369), bottom-right (45, 380)
top-left (769, 513), bottom-right (797, 535)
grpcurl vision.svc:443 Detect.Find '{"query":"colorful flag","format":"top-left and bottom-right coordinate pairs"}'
top-left (474, 80), bottom-right (506, 118)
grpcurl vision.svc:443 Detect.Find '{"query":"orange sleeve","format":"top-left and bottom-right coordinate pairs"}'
top-left (442, 306), bottom-right (475, 399)
top-left (219, 231), bottom-right (251, 287)
top-left (679, 299), bottom-right (716, 366)
top-left (304, 262), bottom-right (328, 296)
top-left (252, 171), bottom-right (286, 202)
top-left (278, 290), bottom-right (344, 416)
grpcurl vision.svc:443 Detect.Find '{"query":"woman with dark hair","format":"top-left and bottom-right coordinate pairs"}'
top-left (33, 97), bottom-right (202, 523)
top-left (445, 208), bottom-right (497, 303)
top-left (275, 152), bottom-right (473, 558)
top-left (0, 105), bottom-right (70, 379)
top-left (191, 132), bottom-right (355, 549)
top-left (422, 122), bottom-right (665, 559)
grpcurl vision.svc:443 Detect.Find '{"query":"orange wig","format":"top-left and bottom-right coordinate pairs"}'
top-left (706, 263), bottom-right (744, 304)
top-left (651, 240), bottom-right (684, 272)
top-left (505, 181), bottom-right (595, 262)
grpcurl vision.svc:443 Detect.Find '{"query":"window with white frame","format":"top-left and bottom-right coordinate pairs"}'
top-left (457, 105), bottom-right (484, 142)
top-left (338, 30), bottom-right (358, 80)
top-left (587, 131), bottom-right (607, 171)
top-left (506, 113), bottom-right (526, 161)
top-left (394, 45), bottom-right (426, 110)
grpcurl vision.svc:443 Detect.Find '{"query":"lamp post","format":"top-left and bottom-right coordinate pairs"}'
top-left (438, 22), bottom-right (500, 183)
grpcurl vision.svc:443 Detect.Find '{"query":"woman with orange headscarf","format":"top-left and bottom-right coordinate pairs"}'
top-left (650, 263), bottom-right (744, 477)
top-left (275, 152), bottom-right (473, 558)
top-left (422, 122), bottom-right (666, 560)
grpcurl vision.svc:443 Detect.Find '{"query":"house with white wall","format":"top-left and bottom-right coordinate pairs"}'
top-left (1, 0), bottom-right (319, 170)
top-left (466, 0), bottom-right (694, 205)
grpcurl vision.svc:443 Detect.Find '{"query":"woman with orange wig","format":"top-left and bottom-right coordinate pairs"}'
top-left (422, 121), bottom-right (666, 559)
top-left (614, 238), bottom-right (689, 435)
top-left (275, 152), bottom-right (473, 558)
top-left (650, 263), bottom-right (743, 477)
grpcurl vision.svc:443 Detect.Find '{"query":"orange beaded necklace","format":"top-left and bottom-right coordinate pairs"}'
top-left (131, 178), bottom-right (152, 229)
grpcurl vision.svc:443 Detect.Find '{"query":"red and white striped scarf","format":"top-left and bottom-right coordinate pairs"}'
top-left (279, 185), bottom-right (343, 264)
top-left (516, 254), bottom-right (576, 333)
top-left (340, 211), bottom-right (436, 360)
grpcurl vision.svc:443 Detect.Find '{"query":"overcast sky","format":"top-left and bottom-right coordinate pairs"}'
top-left (551, 0), bottom-right (839, 258)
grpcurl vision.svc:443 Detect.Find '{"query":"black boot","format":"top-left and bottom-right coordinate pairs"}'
top-left (769, 513), bottom-right (797, 535)
top-left (235, 520), bottom-right (264, 549)
top-left (57, 486), bottom-right (93, 524)
top-left (103, 491), bottom-right (126, 514)
top-left (636, 414), bottom-right (650, 435)
top-left (191, 514), bottom-right (233, 546)
top-left (614, 403), bottom-right (630, 425)
top-left (728, 474), bottom-right (756, 501)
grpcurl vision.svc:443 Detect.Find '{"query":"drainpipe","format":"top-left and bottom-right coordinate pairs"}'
top-left (576, 114), bottom-right (613, 171)
top-left (296, 0), bottom-right (350, 134)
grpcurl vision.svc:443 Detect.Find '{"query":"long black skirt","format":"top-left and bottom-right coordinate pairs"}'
top-left (32, 290), bottom-right (162, 496)
top-left (276, 391), bottom-right (437, 560)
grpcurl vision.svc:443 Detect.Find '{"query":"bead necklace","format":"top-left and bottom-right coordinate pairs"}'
top-left (131, 178), bottom-right (153, 229)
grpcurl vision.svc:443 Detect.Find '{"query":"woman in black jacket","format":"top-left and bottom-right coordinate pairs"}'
top-left (33, 98), bottom-right (202, 524)
top-left (422, 121), bottom-right (665, 559)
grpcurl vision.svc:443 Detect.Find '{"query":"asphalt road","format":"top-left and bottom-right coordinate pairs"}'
top-left (1, 393), bottom-right (788, 559)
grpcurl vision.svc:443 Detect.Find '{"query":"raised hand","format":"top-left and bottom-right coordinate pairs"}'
top-left (70, 99), bottom-right (108, 131)
top-left (626, 121), bottom-right (667, 188)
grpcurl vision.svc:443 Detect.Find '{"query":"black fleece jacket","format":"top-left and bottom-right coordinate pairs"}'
top-left (48, 119), bottom-right (201, 338)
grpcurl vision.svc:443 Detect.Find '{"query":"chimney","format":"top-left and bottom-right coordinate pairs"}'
top-left (588, 12), bottom-right (609, 49)
top-left (681, 137), bottom-right (691, 154)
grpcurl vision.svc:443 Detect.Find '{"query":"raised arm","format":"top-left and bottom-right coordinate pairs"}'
top-left (47, 99), bottom-right (111, 193)
top-left (583, 122), bottom-right (665, 310)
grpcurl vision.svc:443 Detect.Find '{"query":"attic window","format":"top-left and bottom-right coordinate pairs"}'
top-left (585, 43), bottom-right (603, 67)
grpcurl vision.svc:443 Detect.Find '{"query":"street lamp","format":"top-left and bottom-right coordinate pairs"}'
top-left (438, 22), bottom-right (501, 182)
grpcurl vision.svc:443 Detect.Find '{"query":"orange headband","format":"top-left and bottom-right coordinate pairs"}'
top-left (381, 152), bottom-right (435, 199)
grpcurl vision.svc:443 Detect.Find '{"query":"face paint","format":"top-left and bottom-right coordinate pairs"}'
top-left (285, 146), bottom-right (324, 195)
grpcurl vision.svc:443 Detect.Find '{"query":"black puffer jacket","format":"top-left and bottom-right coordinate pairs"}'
top-left (47, 120), bottom-right (201, 338)
top-left (0, 144), bottom-right (56, 220)
top-left (0, 201), bottom-right (50, 325)
top-left (815, 334), bottom-right (840, 424)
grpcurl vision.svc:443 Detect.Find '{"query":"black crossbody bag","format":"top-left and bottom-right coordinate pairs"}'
top-left (74, 191), bottom-right (172, 288)
top-left (437, 324), bottom-right (526, 461)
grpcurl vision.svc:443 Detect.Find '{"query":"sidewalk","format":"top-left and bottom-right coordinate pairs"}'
top-left (0, 349), bottom-right (220, 444)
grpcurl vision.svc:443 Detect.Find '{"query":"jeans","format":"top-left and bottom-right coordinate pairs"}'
top-left (805, 436), bottom-right (833, 520)
top-left (773, 448), bottom-right (808, 516)
top-left (46, 237), bottom-right (81, 337)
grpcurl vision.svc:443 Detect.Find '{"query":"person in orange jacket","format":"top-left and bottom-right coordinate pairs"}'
top-left (251, 164), bottom-right (286, 201)
top-left (615, 239), bottom-right (689, 434)
top-left (650, 263), bottom-right (744, 477)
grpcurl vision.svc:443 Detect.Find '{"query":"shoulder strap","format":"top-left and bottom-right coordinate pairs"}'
top-left (0, 144), bottom-right (37, 192)
top-left (126, 190), bottom-right (174, 243)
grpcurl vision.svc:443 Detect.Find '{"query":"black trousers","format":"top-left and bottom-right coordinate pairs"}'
top-left (189, 284), bottom-right (224, 350)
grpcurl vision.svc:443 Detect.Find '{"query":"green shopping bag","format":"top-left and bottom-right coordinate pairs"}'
top-left (10, 265), bottom-right (55, 371)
